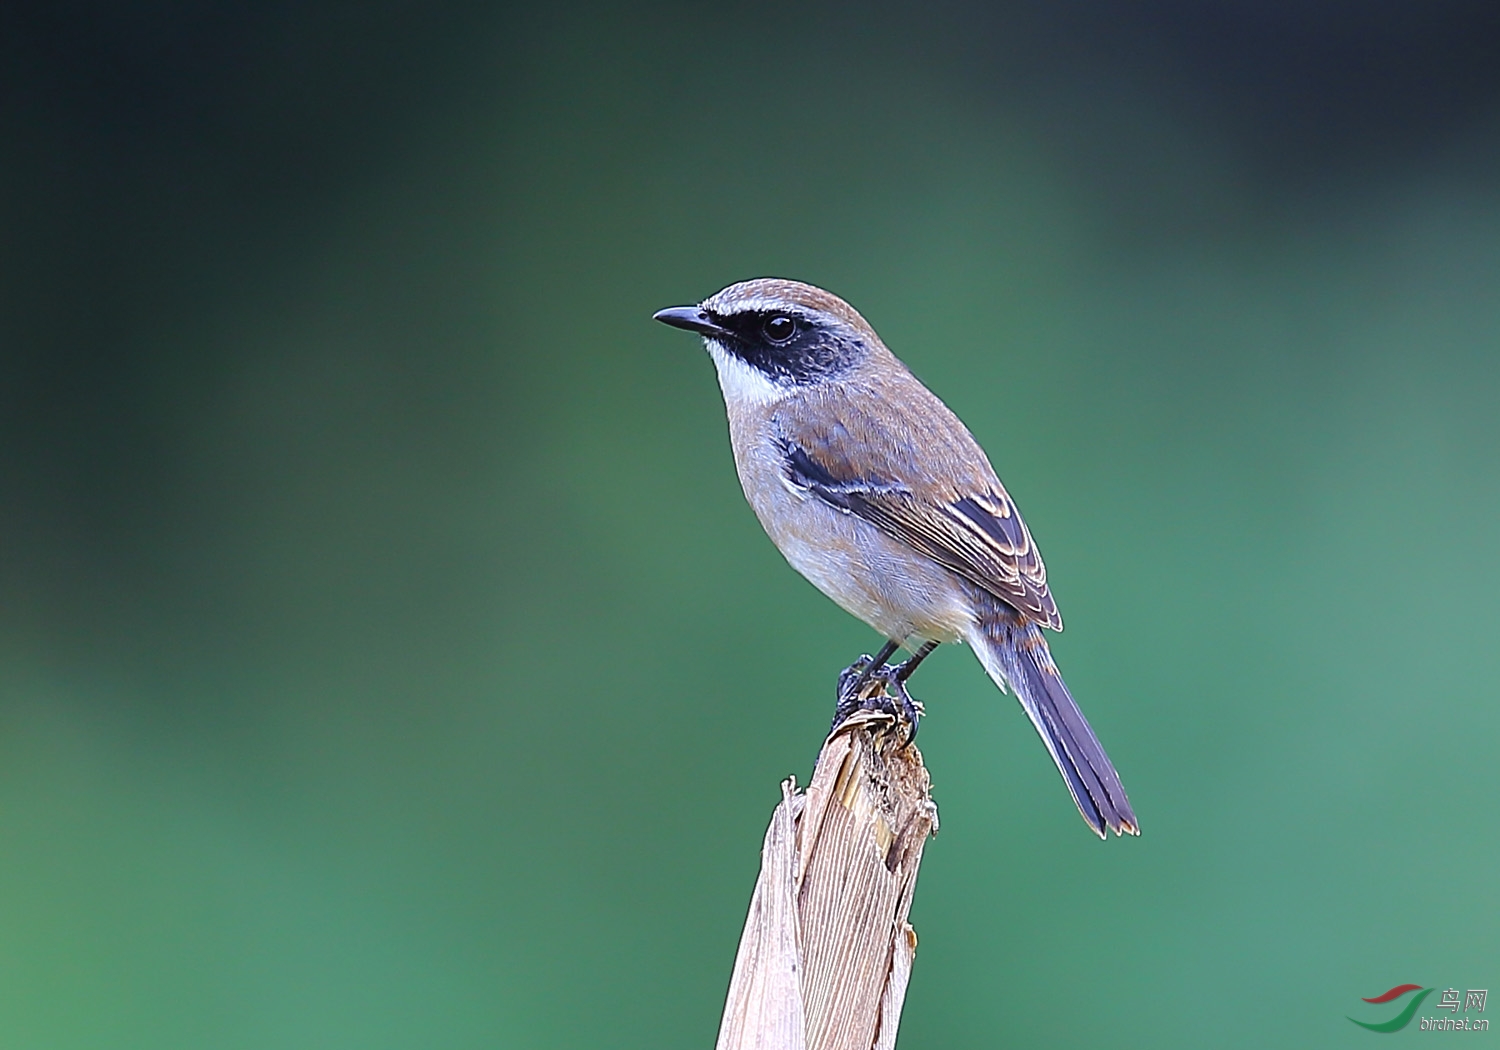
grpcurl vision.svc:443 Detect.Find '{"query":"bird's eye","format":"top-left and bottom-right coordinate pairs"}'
top-left (763, 314), bottom-right (796, 343)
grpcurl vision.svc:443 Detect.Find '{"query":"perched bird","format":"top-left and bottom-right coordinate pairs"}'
top-left (654, 278), bottom-right (1137, 838)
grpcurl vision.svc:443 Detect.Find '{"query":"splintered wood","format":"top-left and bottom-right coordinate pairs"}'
top-left (716, 710), bottom-right (938, 1050)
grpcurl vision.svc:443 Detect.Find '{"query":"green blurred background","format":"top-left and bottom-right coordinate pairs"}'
top-left (3, 2), bottom-right (1498, 1046)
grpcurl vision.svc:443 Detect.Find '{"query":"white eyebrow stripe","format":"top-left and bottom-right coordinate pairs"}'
top-left (703, 295), bottom-right (803, 318)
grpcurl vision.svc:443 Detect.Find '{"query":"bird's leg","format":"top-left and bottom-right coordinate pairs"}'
top-left (833, 663), bottom-right (926, 744)
top-left (838, 639), bottom-right (899, 703)
top-left (876, 667), bottom-right (926, 745)
top-left (832, 639), bottom-right (935, 743)
top-left (892, 640), bottom-right (939, 683)
top-left (833, 639), bottom-right (901, 730)
top-left (834, 639), bottom-right (924, 747)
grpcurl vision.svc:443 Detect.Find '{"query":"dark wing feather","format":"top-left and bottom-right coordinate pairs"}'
top-left (779, 438), bottom-right (1062, 630)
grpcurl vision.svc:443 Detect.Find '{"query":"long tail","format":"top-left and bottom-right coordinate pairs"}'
top-left (966, 604), bottom-right (1138, 839)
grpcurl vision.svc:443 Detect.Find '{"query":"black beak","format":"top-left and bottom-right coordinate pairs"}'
top-left (653, 305), bottom-right (732, 339)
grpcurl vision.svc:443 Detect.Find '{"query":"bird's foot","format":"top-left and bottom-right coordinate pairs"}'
top-left (831, 655), bottom-right (924, 746)
top-left (832, 653), bottom-right (881, 728)
top-left (876, 664), bottom-right (924, 744)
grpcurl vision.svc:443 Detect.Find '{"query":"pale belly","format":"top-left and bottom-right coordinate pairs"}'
top-left (732, 434), bottom-right (975, 646)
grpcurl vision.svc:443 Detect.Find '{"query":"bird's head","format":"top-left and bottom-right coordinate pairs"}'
top-left (654, 278), bottom-right (883, 403)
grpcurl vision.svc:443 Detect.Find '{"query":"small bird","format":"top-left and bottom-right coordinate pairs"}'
top-left (654, 279), bottom-right (1137, 838)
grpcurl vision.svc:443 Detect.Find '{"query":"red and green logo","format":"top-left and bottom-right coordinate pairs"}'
top-left (1348, 984), bottom-right (1433, 1033)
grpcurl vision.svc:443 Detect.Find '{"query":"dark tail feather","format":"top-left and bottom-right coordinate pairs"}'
top-left (968, 613), bottom-right (1138, 838)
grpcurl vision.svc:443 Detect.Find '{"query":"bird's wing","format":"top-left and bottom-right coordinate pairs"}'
top-left (776, 425), bottom-right (1063, 631)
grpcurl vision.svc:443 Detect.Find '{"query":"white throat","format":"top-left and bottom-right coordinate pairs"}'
top-left (705, 339), bottom-right (789, 409)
